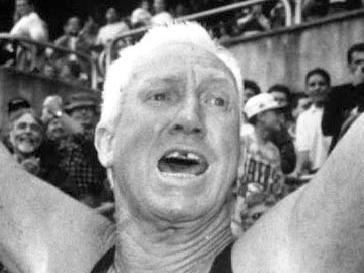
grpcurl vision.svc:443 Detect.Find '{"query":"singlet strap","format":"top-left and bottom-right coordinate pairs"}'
top-left (209, 243), bottom-right (233, 273)
top-left (91, 246), bottom-right (115, 273)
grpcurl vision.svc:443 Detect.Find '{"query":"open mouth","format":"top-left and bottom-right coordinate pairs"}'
top-left (18, 135), bottom-right (35, 145)
top-left (158, 150), bottom-right (209, 178)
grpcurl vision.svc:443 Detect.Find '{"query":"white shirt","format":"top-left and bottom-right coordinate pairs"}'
top-left (96, 22), bottom-right (130, 47)
top-left (296, 105), bottom-right (331, 170)
top-left (10, 12), bottom-right (48, 42)
top-left (151, 12), bottom-right (174, 26)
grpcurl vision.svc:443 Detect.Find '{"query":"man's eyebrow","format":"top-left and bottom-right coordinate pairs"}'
top-left (199, 75), bottom-right (236, 89)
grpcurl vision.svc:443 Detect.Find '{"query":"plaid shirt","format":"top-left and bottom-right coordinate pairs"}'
top-left (58, 131), bottom-right (106, 199)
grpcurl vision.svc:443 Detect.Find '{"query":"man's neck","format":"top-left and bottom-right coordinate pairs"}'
top-left (112, 201), bottom-right (233, 273)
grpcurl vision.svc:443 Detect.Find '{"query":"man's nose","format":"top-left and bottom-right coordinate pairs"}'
top-left (169, 97), bottom-right (206, 138)
top-left (24, 125), bottom-right (33, 134)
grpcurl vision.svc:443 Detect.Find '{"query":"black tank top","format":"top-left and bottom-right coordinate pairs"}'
top-left (91, 243), bottom-right (233, 273)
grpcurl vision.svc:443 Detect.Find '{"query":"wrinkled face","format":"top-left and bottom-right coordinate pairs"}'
top-left (306, 73), bottom-right (329, 103)
top-left (105, 44), bottom-right (240, 223)
top-left (270, 91), bottom-right (288, 107)
top-left (16, 0), bottom-right (32, 16)
top-left (46, 118), bottom-right (66, 141)
top-left (10, 113), bottom-right (42, 156)
top-left (258, 109), bottom-right (281, 132)
top-left (349, 51), bottom-right (364, 82)
top-left (105, 8), bottom-right (118, 23)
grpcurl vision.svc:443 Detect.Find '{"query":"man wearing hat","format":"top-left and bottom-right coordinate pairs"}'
top-left (232, 93), bottom-right (286, 237)
top-left (63, 92), bottom-right (99, 136)
top-left (42, 93), bottom-right (106, 201)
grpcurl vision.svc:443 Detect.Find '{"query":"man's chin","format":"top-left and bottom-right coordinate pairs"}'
top-left (18, 145), bottom-right (37, 155)
top-left (150, 203), bottom-right (212, 224)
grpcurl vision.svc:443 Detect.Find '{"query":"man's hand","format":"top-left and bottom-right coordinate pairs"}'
top-left (41, 95), bottom-right (63, 123)
top-left (20, 157), bottom-right (40, 175)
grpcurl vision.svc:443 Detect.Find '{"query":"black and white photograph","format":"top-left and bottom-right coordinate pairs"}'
top-left (0, 0), bottom-right (364, 272)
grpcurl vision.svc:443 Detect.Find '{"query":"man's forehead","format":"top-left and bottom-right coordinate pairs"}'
top-left (128, 42), bottom-right (236, 86)
top-left (15, 113), bottom-right (36, 123)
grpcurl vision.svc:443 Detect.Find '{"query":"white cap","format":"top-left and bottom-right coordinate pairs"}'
top-left (245, 93), bottom-right (281, 119)
top-left (131, 8), bottom-right (152, 26)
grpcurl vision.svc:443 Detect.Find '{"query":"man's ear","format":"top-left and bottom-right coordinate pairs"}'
top-left (95, 125), bottom-right (114, 168)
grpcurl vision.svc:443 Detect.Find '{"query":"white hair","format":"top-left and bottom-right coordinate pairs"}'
top-left (99, 22), bottom-right (243, 130)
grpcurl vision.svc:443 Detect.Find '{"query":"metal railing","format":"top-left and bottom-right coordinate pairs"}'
top-left (0, 33), bottom-right (98, 90)
top-left (106, 0), bottom-right (293, 70)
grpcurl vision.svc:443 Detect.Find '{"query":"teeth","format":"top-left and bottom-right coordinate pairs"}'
top-left (160, 172), bottom-right (197, 178)
top-left (167, 151), bottom-right (182, 159)
top-left (165, 151), bottom-right (201, 161)
top-left (186, 153), bottom-right (200, 161)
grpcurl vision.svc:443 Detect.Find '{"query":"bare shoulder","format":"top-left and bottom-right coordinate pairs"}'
top-left (0, 143), bottom-right (115, 273)
top-left (230, 188), bottom-right (304, 273)
top-left (231, 113), bottom-right (364, 273)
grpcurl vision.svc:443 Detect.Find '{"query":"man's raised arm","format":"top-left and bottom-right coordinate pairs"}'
top-left (233, 113), bottom-right (364, 273)
top-left (0, 143), bottom-right (115, 273)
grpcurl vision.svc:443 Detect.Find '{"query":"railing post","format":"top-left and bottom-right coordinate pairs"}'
top-left (280, 0), bottom-right (293, 26)
top-left (0, 33), bottom-right (97, 89)
top-left (106, 0), bottom-right (294, 71)
top-left (294, 0), bottom-right (302, 24)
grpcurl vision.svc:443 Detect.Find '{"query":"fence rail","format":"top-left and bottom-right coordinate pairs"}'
top-left (106, 0), bottom-right (293, 70)
top-left (0, 33), bottom-right (97, 90)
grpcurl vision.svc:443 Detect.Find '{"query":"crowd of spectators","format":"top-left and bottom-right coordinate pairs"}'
top-left (230, 42), bottom-right (364, 233)
top-left (0, 2), bottom-right (364, 268)
top-left (1, 0), bottom-right (363, 87)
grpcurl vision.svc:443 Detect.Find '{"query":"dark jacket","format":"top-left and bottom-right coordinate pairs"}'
top-left (322, 82), bottom-right (364, 150)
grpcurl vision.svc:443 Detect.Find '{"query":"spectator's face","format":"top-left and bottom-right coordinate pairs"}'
top-left (103, 43), bottom-right (240, 223)
top-left (251, 5), bottom-right (263, 15)
top-left (66, 17), bottom-right (81, 36)
top-left (306, 73), bottom-right (329, 103)
top-left (141, 0), bottom-right (150, 11)
top-left (46, 118), bottom-right (66, 141)
top-left (105, 8), bottom-right (118, 24)
top-left (10, 113), bottom-right (42, 156)
top-left (243, 87), bottom-right (258, 105)
top-left (259, 109), bottom-right (281, 132)
top-left (349, 51), bottom-right (364, 82)
top-left (154, 0), bottom-right (166, 13)
top-left (270, 91), bottom-right (288, 107)
top-left (16, 0), bottom-right (32, 17)
top-left (175, 4), bottom-right (187, 16)
top-left (69, 106), bottom-right (97, 130)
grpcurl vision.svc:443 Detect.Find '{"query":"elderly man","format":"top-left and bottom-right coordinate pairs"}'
top-left (1, 22), bottom-right (364, 273)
